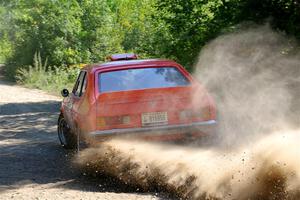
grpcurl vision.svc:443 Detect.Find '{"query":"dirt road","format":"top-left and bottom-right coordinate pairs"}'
top-left (0, 77), bottom-right (164, 199)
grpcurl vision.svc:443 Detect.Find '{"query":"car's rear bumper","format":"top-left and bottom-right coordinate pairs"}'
top-left (89, 120), bottom-right (217, 141)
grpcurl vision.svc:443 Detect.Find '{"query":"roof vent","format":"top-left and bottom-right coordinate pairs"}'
top-left (108, 53), bottom-right (138, 61)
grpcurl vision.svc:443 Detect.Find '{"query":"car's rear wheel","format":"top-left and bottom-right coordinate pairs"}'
top-left (58, 114), bottom-right (77, 149)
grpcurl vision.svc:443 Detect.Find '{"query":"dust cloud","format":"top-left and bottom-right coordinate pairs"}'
top-left (194, 23), bottom-right (300, 147)
top-left (76, 24), bottom-right (300, 199)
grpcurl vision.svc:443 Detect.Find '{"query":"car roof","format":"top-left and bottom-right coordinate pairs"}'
top-left (82, 59), bottom-right (181, 73)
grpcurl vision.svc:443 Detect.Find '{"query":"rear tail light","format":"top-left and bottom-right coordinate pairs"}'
top-left (180, 107), bottom-right (210, 120)
top-left (122, 116), bottom-right (131, 124)
top-left (179, 110), bottom-right (193, 120)
top-left (199, 107), bottom-right (211, 119)
top-left (97, 115), bottom-right (131, 127)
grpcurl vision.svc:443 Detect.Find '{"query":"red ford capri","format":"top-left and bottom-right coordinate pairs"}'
top-left (58, 54), bottom-right (216, 149)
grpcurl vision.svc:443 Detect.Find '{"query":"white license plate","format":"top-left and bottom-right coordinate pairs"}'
top-left (142, 112), bottom-right (168, 126)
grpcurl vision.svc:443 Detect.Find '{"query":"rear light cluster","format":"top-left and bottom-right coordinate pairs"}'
top-left (179, 107), bottom-right (210, 120)
top-left (97, 115), bottom-right (131, 127)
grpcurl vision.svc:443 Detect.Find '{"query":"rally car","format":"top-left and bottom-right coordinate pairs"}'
top-left (58, 53), bottom-right (216, 149)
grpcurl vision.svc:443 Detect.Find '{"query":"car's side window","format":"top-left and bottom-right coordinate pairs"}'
top-left (80, 73), bottom-right (87, 96)
top-left (73, 71), bottom-right (86, 97)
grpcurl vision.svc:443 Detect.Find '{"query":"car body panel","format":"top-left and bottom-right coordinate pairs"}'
top-left (60, 58), bottom-right (217, 143)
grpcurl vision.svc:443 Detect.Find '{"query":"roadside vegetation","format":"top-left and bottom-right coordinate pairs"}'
top-left (0, 0), bottom-right (299, 94)
top-left (16, 52), bottom-right (78, 93)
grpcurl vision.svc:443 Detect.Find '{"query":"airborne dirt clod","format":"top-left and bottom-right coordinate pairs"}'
top-left (0, 76), bottom-right (164, 199)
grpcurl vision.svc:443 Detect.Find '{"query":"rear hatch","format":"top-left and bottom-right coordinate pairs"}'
top-left (95, 66), bottom-right (215, 131)
top-left (96, 86), bottom-right (213, 130)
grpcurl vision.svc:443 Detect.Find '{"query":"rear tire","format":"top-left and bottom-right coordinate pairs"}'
top-left (57, 114), bottom-right (77, 149)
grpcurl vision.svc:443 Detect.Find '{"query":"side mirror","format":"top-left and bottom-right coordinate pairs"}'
top-left (61, 89), bottom-right (69, 97)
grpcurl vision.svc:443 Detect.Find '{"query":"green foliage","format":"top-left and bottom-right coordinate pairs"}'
top-left (241, 0), bottom-right (300, 39)
top-left (0, 5), bottom-right (13, 63)
top-left (1, 0), bottom-right (299, 87)
top-left (16, 52), bottom-right (79, 93)
top-left (4, 0), bottom-right (124, 77)
top-left (110, 0), bottom-right (170, 57)
top-left (155, 0), bottom-right (247, 69)
top-left (79, 0), bottom-right (123, 61)
top-left (8, 0), bottom-right (83, 66)
top-left (0, 33), bottom-right (13, 63)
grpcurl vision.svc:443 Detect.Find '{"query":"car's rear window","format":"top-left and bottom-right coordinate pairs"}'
top-left (99, 67), bottom-right (190, 93)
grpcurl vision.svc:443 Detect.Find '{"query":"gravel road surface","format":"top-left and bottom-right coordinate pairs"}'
top-left (0, 70), bottom-right (164, 199)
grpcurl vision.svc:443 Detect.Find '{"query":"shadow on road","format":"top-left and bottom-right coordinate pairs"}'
top-left (0, 101), bottom-right (60, 115)
top-left (0, 99), bottom-right (162, 198)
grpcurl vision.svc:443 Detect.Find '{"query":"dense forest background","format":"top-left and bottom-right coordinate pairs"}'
top-left (0, 0), bottom-right (299, 81)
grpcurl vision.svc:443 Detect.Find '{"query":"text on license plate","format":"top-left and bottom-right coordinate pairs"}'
top-left (141, 112), bottom-right (168, 126)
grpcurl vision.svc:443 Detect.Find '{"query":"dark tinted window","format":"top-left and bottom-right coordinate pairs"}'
top-left (73, 71), bottom-right (86, 96)
top-left (99, 67), bottom-right (190, 93)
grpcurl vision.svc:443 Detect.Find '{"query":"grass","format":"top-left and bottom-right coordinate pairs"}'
top-left (16, 52), bottom-right (79, 95)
